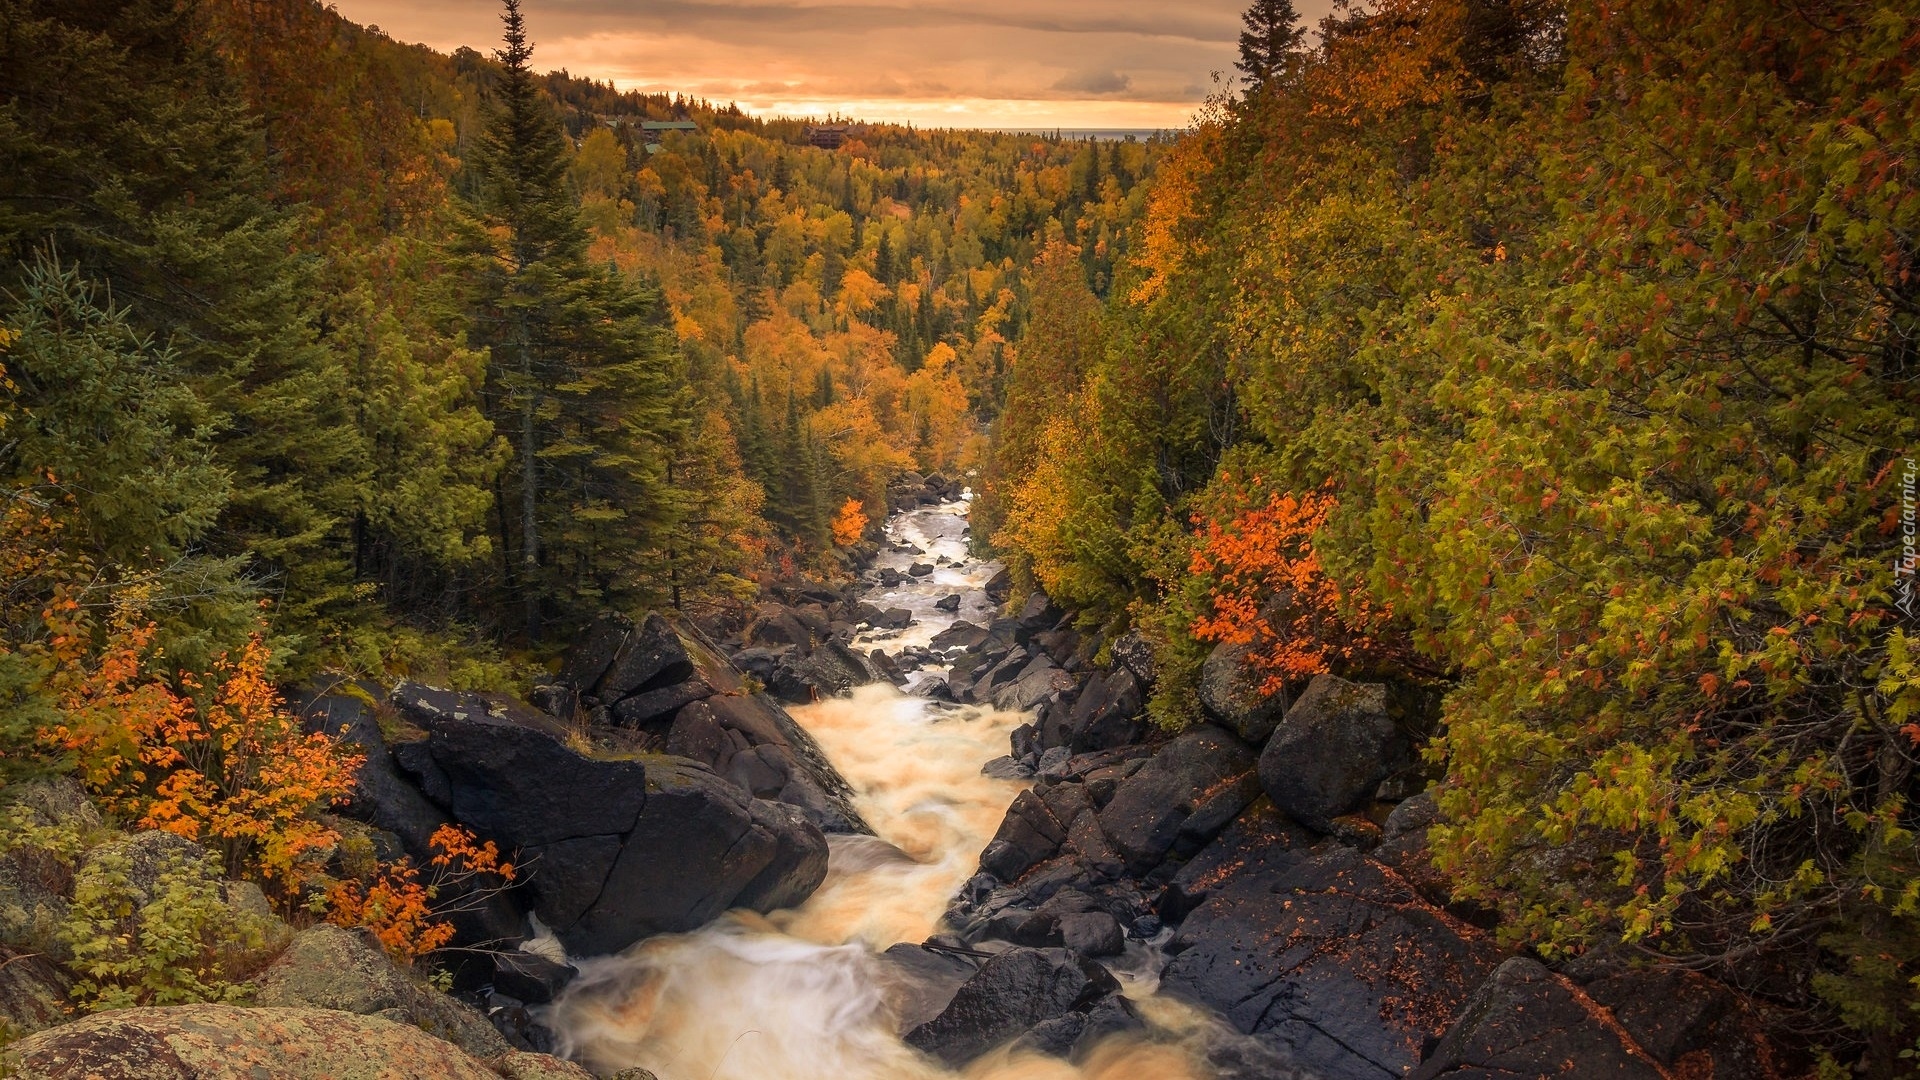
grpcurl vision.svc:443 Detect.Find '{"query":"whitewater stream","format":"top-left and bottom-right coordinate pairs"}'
top-left (543, 498), bottom-right (1225, 1080)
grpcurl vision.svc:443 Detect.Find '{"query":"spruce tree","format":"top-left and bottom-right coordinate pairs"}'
top-left (1236, 0), bottom-right (1305, 90)
top-left (467, 0), bottom-right (691, 638)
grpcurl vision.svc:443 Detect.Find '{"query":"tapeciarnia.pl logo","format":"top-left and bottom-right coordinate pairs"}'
top-left (1899, 457), bottom-right (1917, 620)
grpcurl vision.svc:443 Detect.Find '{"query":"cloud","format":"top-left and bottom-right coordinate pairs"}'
top-left (1052, 69), bottom-right (1133, 95)
top-left (333, 0), bottom-right (1342, 127)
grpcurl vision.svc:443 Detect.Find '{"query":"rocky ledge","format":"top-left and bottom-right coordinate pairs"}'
top-left (910, 590), bottom-right (1805, 1080)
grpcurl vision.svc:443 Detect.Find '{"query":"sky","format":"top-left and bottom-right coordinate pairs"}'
top-left (330, 0), bottom-right (1338, 130)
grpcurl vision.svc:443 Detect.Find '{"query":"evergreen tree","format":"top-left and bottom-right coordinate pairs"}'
top-left (466, 0), bottom-right (689, 637)
top-left (1237, 0), bottom-right (1304, 89)
top-left (0, 0), bottom-right (369, 646)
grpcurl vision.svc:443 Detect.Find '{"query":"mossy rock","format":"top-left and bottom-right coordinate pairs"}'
top-left (2, 1004), bottom-right (505, 1079)
top-left (251, 924), bottom-right (509, 1060)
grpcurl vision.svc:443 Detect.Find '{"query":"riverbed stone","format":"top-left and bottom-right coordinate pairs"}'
top-left (905, 947), bottom-right (1122, 1066)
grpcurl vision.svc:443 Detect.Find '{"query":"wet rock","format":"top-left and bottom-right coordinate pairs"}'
top-left (1057, 667), bottom-right (1145, 753)
top-left (1258, 674), bottom-right (1409, 832)
top-left (876, 607), bottom-right (915, 629)
top-left (908, 562), bottom-right (935, 577)
top-left (935, 593), bottom-right (962, 612)
top-left (1163, 847), bottom-right (1502, 1080)
top-left (1198, 637), bottom-right (1291, 744)
top-left (1058, 911), bottom-right (1124, 957)
top-left (905, 947), bottom-right (1123, 1066)
top-left (1410, 958), bottom-right (1666, 1080)
top-left (983, 566), bottom-right (1014, 603)
top-left (991, 655), bottom-right (1078, 712)
top-left (491, 951), bottom-right (577, 1005)
top-left (1096, 725), bottom-right (1262, 876)
top-left (978, 789), bottom-right (1067, 881)
top-left (878, 943), bottom-right (980, 1035)
top-left (1014, 993), bottom-right (1144, 1060)
top-left (1, 1004), bottom-right (520, 1080)
top-left (251, 924), bottom-right (508, 1059)
top-left (981, 755), bottom-right (1035, 780)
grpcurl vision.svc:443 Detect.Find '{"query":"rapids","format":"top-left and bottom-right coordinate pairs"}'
top-left (543, 499), bottom-right (1226, 1080)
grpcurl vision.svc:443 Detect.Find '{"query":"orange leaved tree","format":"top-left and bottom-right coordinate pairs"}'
top-left (41, 595), bottom-right (362, 899)
top-left (1184, 477), bottom-right (1389, 695)
top-left (326, 823), bottom-right (517, 965)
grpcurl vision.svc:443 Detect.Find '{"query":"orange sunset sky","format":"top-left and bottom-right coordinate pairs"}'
top-left (328, 0), bottom-right (1340, 130)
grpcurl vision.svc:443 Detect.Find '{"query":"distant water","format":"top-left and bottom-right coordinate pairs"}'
top-left (985, 127), bottom-right (1176, 141)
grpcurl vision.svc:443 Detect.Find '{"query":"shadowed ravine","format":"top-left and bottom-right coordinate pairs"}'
top-left (541, 500), bottom-right (1225, 1080)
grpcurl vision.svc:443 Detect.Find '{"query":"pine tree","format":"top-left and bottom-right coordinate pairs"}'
top-left (1237, 0), bottom-right (1305, 90)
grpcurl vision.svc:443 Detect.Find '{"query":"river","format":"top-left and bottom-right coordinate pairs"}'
top-left (540, 498), bottom-right (1225, 1080)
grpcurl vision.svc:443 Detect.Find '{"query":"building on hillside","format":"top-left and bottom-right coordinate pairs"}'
top-left (601, 116), bottom-right (699, 154)
top-left (805, 123), bottom-right (865, 149)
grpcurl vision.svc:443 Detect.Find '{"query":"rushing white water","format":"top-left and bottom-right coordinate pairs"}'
top-left (544, 499), bottom-right (1222, 1080)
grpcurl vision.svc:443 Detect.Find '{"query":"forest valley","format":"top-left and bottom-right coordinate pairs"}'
top-left (1, 0), bottom-right (1918, 1076)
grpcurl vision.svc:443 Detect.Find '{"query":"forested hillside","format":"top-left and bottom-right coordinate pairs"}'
top-left (983, 0), bottom-right (1920, 1069)
top-left (0, 0), bottom-right (1156, 1018)
top-left (0, 0), bottom-right (1159, 670)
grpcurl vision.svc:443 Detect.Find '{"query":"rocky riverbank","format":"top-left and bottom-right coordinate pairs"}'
top-left (0, 489), bottom-right (1811, 1079)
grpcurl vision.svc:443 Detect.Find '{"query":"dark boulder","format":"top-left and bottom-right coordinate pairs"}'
top-left (1163, 847), bottom-right (1502, 1080)
top-left (594, 614), bottom-right (695, 703)
top-left (1051, 667), bottom-right (1145, 752)
top-left (991, 655), bottom-right (1077, 712)
top-left (1258, 674), bottom-right (1409, 832)
top-left (878, 944), bottom-right (980, 1035)
top-left (492, 951), bottom-right (577, 1005)
top-left (935, 593), bottom-right (962, 612)
top-left (1410, 958), bottom-right (1666, 1080)
top-left (408, 704), bottom-right (827, 957)
top-left (979, 789), bottom-right (1067, 881)
top-left (1096, 725), bottom-right (1262, 876)
top-left (609, 677), bottom-right (714, 729)
top-left (744, 606), bottom-right (815, 651)
top-left (876, 607), bottom-right (915, 629)
top-left (560, 612), bottom-right (634, 694)
top-left (1197, 637), bottom-right (1290, 744)
top-left (930, 620), bottom-right (989, 651)
top-left (1058, 911), bottom-right (1124, 957)
top-left (905, 947), bottom-right (1122, 1066)
top-left (984, 566), bottom-right (1014, 603)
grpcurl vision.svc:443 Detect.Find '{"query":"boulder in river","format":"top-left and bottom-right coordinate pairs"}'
top-left (392, 697), bottom-right (830, 957)
top-left (904, 946), bottom-right (1123, 1066)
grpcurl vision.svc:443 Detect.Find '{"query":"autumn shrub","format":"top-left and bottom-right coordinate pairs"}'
top-left (325, 823), bottom-right (516, 966)
top-left (37, 595), bottom-right (361, 899)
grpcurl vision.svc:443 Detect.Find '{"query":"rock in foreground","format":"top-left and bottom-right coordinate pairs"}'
top-left (0, 1004), bottom-right (594, 1080)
